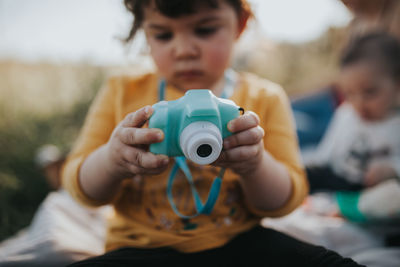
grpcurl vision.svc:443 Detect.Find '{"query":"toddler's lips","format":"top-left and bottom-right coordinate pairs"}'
top-left (175, 70), bottom-right (204, 80)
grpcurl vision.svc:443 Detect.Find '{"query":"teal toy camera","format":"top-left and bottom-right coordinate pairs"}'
top-left (149, 89), bottom-right (241, 165)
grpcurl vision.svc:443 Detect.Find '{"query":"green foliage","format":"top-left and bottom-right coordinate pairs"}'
top-left (0, 119), bottom-right (51, 240)
top-left (0, 67), bottom-right (104, 241)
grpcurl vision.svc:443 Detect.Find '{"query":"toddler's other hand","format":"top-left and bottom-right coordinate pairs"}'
top-left (364, 162), bottom-right (396, 187)
top-left (105, 106), bottom-right (169, 181)
top-left (214, 111), bottom-right (265, 175)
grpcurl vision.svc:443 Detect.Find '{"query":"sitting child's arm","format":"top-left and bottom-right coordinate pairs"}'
top-left (215, 111), bottom-right (292, 212)
top-left (78, 106), bottom-right (169, 203)
top-left (364, 161), bottom-right (398, 187)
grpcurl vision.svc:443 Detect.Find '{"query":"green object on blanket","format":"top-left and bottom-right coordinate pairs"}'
top-left (336, 191), bottom-right (367, 223)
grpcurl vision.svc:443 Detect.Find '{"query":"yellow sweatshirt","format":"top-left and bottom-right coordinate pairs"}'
top-left (62, 71), bottom-right (308, 253)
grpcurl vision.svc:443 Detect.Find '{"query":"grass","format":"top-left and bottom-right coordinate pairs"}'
top-left (0, 62), bottom-right (105, 241)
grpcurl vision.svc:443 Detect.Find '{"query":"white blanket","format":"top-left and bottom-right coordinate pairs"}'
top-left (262, 195), bottom-right (400, 267)
top-left (0, 190), bottom-right (109, 267)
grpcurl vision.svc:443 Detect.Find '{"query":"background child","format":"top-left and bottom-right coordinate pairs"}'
top-left (306, 32), bottom-right (400, 222)
top-left (62, 0), bottom-right (363, 265)
top-left (306, 32), bottom-right (400, 192)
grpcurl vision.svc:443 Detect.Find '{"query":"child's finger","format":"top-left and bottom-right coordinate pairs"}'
top-left (224, 126), bottom-right (264, 149)
top-left (120, 128), bottom-right (164, 145)
top-left (227, 111), bottom-right (260, 133)
top-left (219, 144), bottom-right (260, 162)
top-left (122, 106), bottom-right (154, 128)
top-left (123, 148), bottom-right (169, 170)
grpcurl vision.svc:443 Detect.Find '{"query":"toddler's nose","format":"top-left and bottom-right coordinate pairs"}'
top-left (173, 36), bottom-right (199, 59)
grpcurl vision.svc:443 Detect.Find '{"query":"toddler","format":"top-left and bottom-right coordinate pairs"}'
top-left (306, 32), bottom-right (400, 222)
top-left (63, 0), bottom-right (364, 265)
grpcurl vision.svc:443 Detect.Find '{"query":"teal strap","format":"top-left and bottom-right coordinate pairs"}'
top-left (158, 79), bottom-right (166, 102)
top-left (167, 157), bottom-right (223, 219)
top-left (336, 191), bottom-right (367, 223)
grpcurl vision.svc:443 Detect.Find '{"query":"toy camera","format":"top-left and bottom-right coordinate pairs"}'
top-left (149, 89), bottom-right (241, 165)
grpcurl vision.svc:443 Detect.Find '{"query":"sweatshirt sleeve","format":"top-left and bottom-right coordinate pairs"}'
top-left (303, 104), bottom-right (349, 167)
top-left (61, 79), bottom-right (118, 207)
top-left (245, 82), bottom-right (309, 217)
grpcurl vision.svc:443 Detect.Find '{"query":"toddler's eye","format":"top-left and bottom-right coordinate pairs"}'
top-left (363, 87), bottom-right (379, 98)
top-left (155, 32), bottom-right (173, 41)
top-left (195, 27), bottom-right (218, 37)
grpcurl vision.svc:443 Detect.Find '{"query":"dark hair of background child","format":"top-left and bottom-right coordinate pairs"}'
top-left (340, 31), bottom-right (400, 82)
top-left (123, 0), bottom-right (253, 42)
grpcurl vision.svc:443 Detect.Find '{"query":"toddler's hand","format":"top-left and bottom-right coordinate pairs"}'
top-left (104, 106), bottom-right (169, 180)
top-left (364, 162), bottom-right (396, 187)
top-left (214, 111), bottom-right (265, 175)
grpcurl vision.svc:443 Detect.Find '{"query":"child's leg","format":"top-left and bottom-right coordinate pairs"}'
top-left (307, 165), bottom-right (363, 193)
top-left (68, 226), bottom-right (364, 266)
top-left (67, 247), bottom-right (188, 266)
top-left (219, 226), bottom-right (365, 266)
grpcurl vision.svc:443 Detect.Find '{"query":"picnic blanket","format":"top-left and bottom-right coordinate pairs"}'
top-left (262, 194), bottom-right (400, 267)
top-left (0, 190), bottom-right (109, 267)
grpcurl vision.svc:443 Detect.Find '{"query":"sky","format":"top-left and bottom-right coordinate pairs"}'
top-left (0, 0), bottom-right (352, 65)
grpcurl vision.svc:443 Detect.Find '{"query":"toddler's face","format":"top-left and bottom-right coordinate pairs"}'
top-left (143, 0), bottom-right (241, 91)
top-left (338, 62), bottom-right (399, 121)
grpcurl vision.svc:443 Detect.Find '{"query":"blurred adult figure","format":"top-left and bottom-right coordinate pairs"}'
top-left (341, 0), bottom-right (400, 41)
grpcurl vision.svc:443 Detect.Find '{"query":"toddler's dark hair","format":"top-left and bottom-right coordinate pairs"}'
top-left (340, 32), bottom-right (400, 82)
top-left (124, 0), bottom-right (252, 42)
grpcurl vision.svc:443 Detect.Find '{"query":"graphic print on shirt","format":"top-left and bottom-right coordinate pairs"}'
top-left (132, 161), bottom-right (248, 232)
top-left (343, 133), bottom-right (391, 181)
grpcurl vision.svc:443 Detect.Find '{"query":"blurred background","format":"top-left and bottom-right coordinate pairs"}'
top-left (0, 0), bottom-right (352, 241)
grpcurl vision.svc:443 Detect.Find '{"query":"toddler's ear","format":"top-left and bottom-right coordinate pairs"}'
top-left (236, 11), bottom-right (250, 38)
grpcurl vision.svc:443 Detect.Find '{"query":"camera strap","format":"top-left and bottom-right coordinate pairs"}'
top-left (168, 157), bottom-right (224, 219)
top-left (158, 70), bottom-right (236, 218)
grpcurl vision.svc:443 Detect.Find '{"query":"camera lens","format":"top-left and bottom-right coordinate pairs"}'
top-left (197, 144), bottom-right (212, 158)
top-left (180, 121), bottom-right (222, 165)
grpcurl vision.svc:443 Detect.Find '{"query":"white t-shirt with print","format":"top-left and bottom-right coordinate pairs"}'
top-left (306, 103), bottom-right (400, 184)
